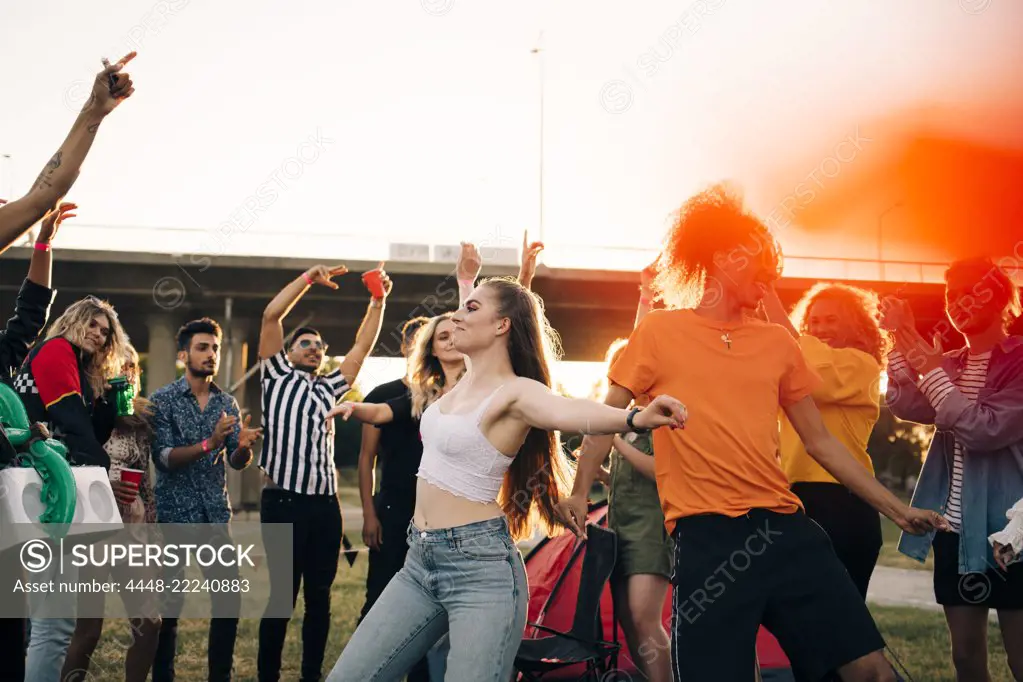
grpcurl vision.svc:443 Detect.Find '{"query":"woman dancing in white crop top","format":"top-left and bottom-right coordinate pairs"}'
top-left (325, 277), bottom-right (687, 682)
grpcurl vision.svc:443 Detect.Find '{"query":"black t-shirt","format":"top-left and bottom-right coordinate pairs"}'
top-left (364, 378), bottom-right (422, 498)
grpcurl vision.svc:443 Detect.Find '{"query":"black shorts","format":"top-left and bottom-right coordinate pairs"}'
top-left (932, 531), bottom-right (1023, 609)
top-left (670, 509), bottom-right (885, 682)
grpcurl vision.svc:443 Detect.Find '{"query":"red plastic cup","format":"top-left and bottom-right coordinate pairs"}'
top-left (362, 269), bottom-right (386, 299)
top-left (120, 468), bottom-right (143, 496)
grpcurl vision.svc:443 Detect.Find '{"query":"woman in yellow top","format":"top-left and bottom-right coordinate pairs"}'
top-left (763, 282), bottom-right (889, 598)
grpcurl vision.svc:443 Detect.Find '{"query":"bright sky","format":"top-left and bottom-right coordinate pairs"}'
top-left (2, 1), bottom-right (1021, 266)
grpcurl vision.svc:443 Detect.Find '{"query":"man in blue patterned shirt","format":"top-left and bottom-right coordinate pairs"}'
top-left (150, 317), bottom-right (262, 682)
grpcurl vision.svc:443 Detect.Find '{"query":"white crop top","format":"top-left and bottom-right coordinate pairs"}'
top-left (416, 386), bottom-right (514, 504)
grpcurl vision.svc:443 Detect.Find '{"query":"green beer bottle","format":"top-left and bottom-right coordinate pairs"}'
top-left (108, 376), bottom-right (135, 417)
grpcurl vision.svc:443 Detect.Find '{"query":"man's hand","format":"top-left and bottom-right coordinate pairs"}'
top-left (237, 414), bottom-right (263, 449)
top-left (994, 541), bottom-right (1019, 571)
top-left (89, 52), bottom-right (137, 116)
top-left (896, 506), bottom-right (949, 536)
top-left (518, 230), bottom-right (544, 287)
top-left (456, 242), bottom-right (482, 282)
top-left (110, 479), bottom-right (138, 506)
top-left (305, 264), bottom-right (348, 289)
top-left (554, 494), bottom-right (590, 539)
top-left (363, 510), bottom-right (384, 551)
top-left (896, 327), bottom-right (945, 376)
top-left (209, 411), bottom-right (238, 449)
top-left (36, 201), bottom-right (77, 244)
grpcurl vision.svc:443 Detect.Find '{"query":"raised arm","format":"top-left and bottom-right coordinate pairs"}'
top-left (517, 230), bottom-right (544, 291)
top-left (259, 264), bottom-right (347, 359)
top-left (456, 242), bottom-right (482, 307)
top-left (339, 266), bottom-right (391, 387)
top-left (327, 401), bottom-right (395, 426)
top-left (783, 395), bottom-right (947, 535)
top-left (507, 378), bottom-right (684, 436)
top-left (0, 54), bottom-right (136, 254)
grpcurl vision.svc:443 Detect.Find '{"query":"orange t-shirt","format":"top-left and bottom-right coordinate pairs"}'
top-left (608, 309), bottom-right (822, 534)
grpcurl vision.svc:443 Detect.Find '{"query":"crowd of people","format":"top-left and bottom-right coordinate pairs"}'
top-left (0, 54), bottom-right (1021, 682)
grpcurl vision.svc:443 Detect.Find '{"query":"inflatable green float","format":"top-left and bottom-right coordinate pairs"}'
top-left (0, 381), bottom-right (76, 536)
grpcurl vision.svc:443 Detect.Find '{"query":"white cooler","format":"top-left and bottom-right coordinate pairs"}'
top-left (0, 465), bottom-right (124, 553)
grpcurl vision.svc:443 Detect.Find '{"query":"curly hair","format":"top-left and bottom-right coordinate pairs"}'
top-left (653, 183), bottom-right (783, 310)
top-left (789, 282), bottom-right (891, 365)
top-left (407, 313), bottom-right (466, 419)
top-left (45, 296), bottom-right (129, 398)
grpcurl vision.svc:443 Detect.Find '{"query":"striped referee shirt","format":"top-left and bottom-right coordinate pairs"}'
top-left (259, 348), bottom-right (350, 495)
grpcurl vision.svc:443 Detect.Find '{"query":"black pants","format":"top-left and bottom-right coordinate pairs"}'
top-left (258, 487), bottom-right (343, 682)
top-left (0, 548), bottom-right (26, 681)
top-left (152, 525), bottom-right (241, 682)
top-left (670, 509), bottom-right (885, 682)
top-left (791, 482), bottom-right (883, 600)
top-left (359, 491), bottom-right (431, 682)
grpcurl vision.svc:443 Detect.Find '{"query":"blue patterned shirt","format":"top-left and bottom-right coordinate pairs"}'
top-left (150, 377), bottom-right (242, 523)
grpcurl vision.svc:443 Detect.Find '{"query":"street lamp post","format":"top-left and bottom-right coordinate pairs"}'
top-left (531, 32), bottom-right (545, 245)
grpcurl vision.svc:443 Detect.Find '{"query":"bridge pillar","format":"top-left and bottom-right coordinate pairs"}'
top-left (145, 314), bottom-right (179, 394)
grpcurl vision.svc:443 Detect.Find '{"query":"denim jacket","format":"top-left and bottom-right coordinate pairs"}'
top-left (887, 335), bottom-right (1023, 573)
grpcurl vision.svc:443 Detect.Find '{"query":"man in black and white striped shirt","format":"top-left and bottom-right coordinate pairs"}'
top-left (256, 263), bottom-right (390, 682)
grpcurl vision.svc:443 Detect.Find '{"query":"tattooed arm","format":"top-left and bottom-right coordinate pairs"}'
top-left (0, 53), bottom-right (136, 255)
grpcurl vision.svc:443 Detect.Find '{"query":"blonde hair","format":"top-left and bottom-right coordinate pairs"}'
top-left (45, 296), bottom-right (129, 397)
top-left (789, 283), bottom-right (890, 365)
top-left (406, 313), bottom-right (466, 418)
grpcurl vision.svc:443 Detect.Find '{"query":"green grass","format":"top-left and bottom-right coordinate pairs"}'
top-left (76, 547), bottom-right (1014, 681)
top-left (878, 515), bottom-right (934, 571)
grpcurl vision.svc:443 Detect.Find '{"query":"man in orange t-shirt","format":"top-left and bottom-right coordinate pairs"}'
top-left (556, 185), bottom-right (946, 682)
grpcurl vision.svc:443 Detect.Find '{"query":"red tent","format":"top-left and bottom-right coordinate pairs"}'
top-left (521, 501), bottom-right (794, 681)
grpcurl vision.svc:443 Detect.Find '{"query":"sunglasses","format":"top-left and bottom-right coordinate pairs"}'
top-left (296, 339), bottom-right (328, 352)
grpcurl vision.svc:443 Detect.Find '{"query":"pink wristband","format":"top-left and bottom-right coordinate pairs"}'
top-left (457, 278), bottom-right (474, 287)
top-left (301, 272), bottom-right (314, 286)
top-left (34, 242), bottom-right (51, 252)
top-left (201, 438), bottom-right (210, 453)
top-left (639, 297), bottom-right (652, 306)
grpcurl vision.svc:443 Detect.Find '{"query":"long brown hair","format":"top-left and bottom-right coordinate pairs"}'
top-left (790, 283), bottom-right (891, 366)
top-left (407, 313), bottom-right (466, 418)
top-left (482, 277), bottom-right (573, 541)
top-left (45, 296), bottom-right (129, 398)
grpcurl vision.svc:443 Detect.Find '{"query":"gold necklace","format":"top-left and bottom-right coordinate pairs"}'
top-left (721, 332), bottom-right (732, 350)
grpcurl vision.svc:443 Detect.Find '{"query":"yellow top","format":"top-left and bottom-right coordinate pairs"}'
top-left (780, 335), bottom-right (882, 484)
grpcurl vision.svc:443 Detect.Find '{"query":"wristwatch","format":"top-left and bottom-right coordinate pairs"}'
top-left (626, 407), bottom-right (649, 434)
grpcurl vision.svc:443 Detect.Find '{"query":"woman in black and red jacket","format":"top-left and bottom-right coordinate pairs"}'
top-left (12, 295), bottom-right (129, 469)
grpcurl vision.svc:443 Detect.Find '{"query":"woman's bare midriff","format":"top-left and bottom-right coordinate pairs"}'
top-left (413, 478), bottom-right (504, 530)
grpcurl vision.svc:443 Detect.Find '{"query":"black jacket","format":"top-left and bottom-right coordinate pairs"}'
top-left (0, 278), bottom-right (55, 383)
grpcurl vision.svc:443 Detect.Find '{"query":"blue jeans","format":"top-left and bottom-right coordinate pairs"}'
top-left (326, 516), bottom-right (528, 682)
top-left (26, 559), bottom-right (77, 681)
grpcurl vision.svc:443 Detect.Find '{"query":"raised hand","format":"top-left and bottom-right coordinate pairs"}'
top-left (456, 242), bottom-right (482, 282)
top-left (880, 296), bottom-right (914, 333)
top-left (36, 201), bottom-right (77, 244)
top-left (90, 52), bottom-right (137, 116)
top-left (518, 230), bottom-right (544, 287)
top-left (305, 264), bottom-right (348, 289)
top-left (361, 262), bottom-right (392, 300)
top-left (632, 394), bottom-right (688, 431)
top-left (237, 414), bottom-right (263, 449)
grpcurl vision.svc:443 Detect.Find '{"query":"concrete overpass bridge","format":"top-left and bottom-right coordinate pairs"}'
top-left (0, 224), bottom-right (955, 508)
